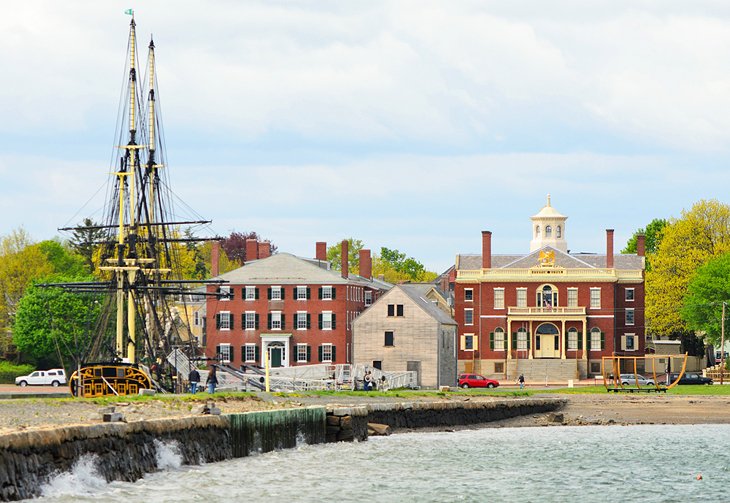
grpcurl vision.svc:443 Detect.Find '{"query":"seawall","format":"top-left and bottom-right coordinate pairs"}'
top-left (0, 398), bottom-right (563, 501)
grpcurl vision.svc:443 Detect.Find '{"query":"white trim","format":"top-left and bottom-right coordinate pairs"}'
top-left (481, 315), bottom-right (507, 318)
top-left (587, 315), bottom-right (615, 318)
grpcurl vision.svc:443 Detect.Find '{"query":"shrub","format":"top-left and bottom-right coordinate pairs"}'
top-left (0, 361), bottom-right (35, 384)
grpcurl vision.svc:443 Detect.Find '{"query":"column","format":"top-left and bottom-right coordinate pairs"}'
top-left (582, 319), bottom-right (588, 361)
top-left (529, 320), bottom-right (534, 360)
top-left (560, 319), bottom-right (566, 359)
top-left (507, 319), bottom-right (512, 360)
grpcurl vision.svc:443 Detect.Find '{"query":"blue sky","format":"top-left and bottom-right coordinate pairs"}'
top-left (3, 1), bottom-right (730, 272)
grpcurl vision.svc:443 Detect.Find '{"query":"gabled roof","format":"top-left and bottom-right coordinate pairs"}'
top-left (456, 246), bottom-right (644, 271)
top-left (393, 284), bottom-right (456, 325)
top-left (501, 246), bottom-right (597, 269)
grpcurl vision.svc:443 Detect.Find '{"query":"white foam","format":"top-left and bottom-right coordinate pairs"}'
top-left (154, 439), bottom-right (183, 470)
top-left (40, 454), bottom-right (107, 497)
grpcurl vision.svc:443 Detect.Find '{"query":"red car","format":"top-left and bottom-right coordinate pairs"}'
top-left (458, 374), bottom-right (499, 389)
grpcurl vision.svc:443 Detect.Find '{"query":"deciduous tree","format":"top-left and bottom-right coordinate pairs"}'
top-left (681, 252), bottom-right (730, 346)
top-left (622, 218), bottom-right (667, 270)
top-left (327, 238), bottom-right (363, 273)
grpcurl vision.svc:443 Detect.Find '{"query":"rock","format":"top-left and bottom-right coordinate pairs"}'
top-left (368, 423), bottom-right (392, 436)
top-left (103, 412), bottom-right (125, 423)
top-left (547, 412), bottom-right (565, 424)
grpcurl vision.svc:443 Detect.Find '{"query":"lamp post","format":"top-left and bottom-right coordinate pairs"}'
top-left (721, 302), bottom-right (726, 386)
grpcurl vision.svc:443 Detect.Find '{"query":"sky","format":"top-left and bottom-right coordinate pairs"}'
top-left (3, 1), bottom-right (730, 272)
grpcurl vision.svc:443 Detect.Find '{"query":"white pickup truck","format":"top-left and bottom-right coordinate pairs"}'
top-left (15, 369), bottom-right (67, 387)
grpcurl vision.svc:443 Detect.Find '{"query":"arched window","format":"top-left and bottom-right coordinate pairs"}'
top-left (568, 327), bottom-right (578, 350)
top-left (590, 327), bottom-right (603, 351)
top-left (557, 225), bottom-right (562, 238)
top-left (517, 327), bottom-right (528, 350)
top-left (535, 225), bottom-right (541, 237)
top-left (493, 327), bottom-right (505, 351)
top-left (536, 285), bottom-right (558, 308)
top-left (545, 225), bottom-right (552, 237)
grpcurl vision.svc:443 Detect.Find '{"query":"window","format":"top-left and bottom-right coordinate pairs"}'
top-left (590, 362), bottom-right (601, 374)
top-left (622, 334), bottom-right (636, 351)
top-left (625, 288), bottom-right (635, 302)
top-left (296, 286), bottom-right (309, 300)
top-left (568, 328), bottom-right (578, 350)
top-left (321, 311), bottom-right (333, 330)
top-left (464, 334), bottom-right (475, 350)
top-left (244, 344), bottom-right (257, 363)
top-left (387, 304), bottom-right (404, 317)
top-left (590, 288), bottom-right (601, 309)
top-left (193, 311), bottom-right (201, 327)
top-left (244, 312), bottom-right (256, 330)
top-left (626, 308), bottom-right (635, 325)
top-left (517, 328), bottom-right (528, 350)
top-left (220, 286), bottom-right (232, 301)
top-left (217, 343), bottom-right (232, 363)
top-left (535, 225), bottom-right (541, 237)
top-left (364, 291), bottom-right (373, 306)
top-left (296, 311), bottom-right (309, 330)
top-left (537, 285), bottom-right (557, 308)
top-left (494, 362), bottom-right (504, 373)
top-left (545, 225), bottom-right (552, 237)
top-left (269, 311), bottom-right (282, 330)
top-left (567, 288), bottom-right (578, 308)
top-left (296, 344), bottom-right (309, 363)
top-left (384, 331), bottom-right (394, 347)
top-left (493, 328), bottom-right (505, 351)
top-left (465, 289), bottom-right (474, 302)
top-left (373, 360), bottom-right (382, 370)
top-left (590, 328), bottom-right (603, 350)
top-left (320, 343), bottom-right (334, 362)
top-left (557, 225), bottom-right (562, 238)
top-left (218, 311), bottom-right (232, 331)
top-left (464, 309), bottom-right (474, 325)
top-left (270, 286), bottom-right (282, 300)
top-left (494, 288), bottom-right (505, 309)
top-left (321, 286), bottom-right (333, 300)
top-left (245, 286), bottom-right (257, 301)
top-left (517, 288), bottom-right (527, 308)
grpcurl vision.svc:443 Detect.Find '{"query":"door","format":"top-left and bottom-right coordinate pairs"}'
top-left (270, 347), bottom-right (282, 368)
top-left (535, 324), bottom-right (560, 358)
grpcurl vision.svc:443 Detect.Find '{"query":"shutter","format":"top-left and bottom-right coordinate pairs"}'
top-left (332, 287), bottom-right (336, 300)
top-left (255, 288), bottom-right (260, 300)
top-left (255, 314), bottom-right (259, 329)
top-left (307, 287), bottom-right (311, 299)
top-left (229, 288), bottom-right (234, 300)
top-left (306, 345), bottom-right (311, 362)
top-left (240, 346), bottom-right (245, 361)
top-left (318, 314), bottom-right (323, 329)
top-left (512, 333), bottom-right (517, 349)
top-left (216, 314), bottom-right (221, 329)
top-left (601, 332), bottom-right (605, 350)
top-left (241, 287), bottom-right (246, 299)
top-left (241, 314), bottom-right (245, 330)
top-left (578, 332), bottom-right (583, 350)
top-left (267, 287), bottom-right (272, 300)
top-left (281, 314), bottom-right (286, 330)
top-left (527, 333), bottom-right (531, 349)
top-left (489, 332), bottom-right (494, 350)
top-left (473, 336), bottom-right (479, 351)
top-left (216, 345), bottom-right (221, 359)
top-left (460, 335), bottom-right (466, 350)
top-left (281, 288), bottom-right (285, 300)
top-left (228, 313), bottom-right (234, 327)
top-left (318, 287), bottom-right (323, 299)
top-left (586, 332), bottom-right (591, 350)
top-left (268, 313), bottom-right (272, 330)
top-left (331, 314), bottom-right (336, 329)
top-left (307, 314), bottom-right (311, 329)
top-left (318, 345), bottom-right (323, 362)
top-left (254, 345), bottom-right (260, 363)
top-left (331, 346), bottom-right (337, 362)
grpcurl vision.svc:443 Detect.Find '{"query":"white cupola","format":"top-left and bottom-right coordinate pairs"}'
top-left (530, 194), bottom-right (568, 252)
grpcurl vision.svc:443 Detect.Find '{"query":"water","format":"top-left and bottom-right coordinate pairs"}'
top-left (37, 424), bottom-right (730, 503)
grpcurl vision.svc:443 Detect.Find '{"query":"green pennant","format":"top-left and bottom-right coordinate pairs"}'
top-left (124, 9), bottom-right (134, 16)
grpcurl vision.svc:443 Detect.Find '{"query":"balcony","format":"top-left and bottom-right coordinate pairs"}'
top-left (508, 306), bottom-right (586, 316)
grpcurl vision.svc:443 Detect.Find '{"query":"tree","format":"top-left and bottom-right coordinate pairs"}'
top-left (622, 218), bottom-right (667, 270)
top-left (68, 218), bottom-right (106, 274)
top-left (681, 252), bottom-right (730, 346)
top-left (372, 247), bottom-right (437, 283)
top-left (219, 231), bottom-right (277, 266)
top-left (646, 200), bottom-right (730, 337)
top-left (38, 240), bottom-right (87, 278)
top-left (327, 238), bottom-right (363, 273)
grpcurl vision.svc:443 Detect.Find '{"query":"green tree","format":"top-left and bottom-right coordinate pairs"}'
top-left (681, 252), bottom-right (730, 346)
top-left (68, 218), bottom-right (106, 273)
top-left (622, 218), bottom-right (667, 270)
top-left (647, 200), bottom-right (730, 337)
top-left (327, 238), bottom-right (363, 273)
top-left (373, 247), bottom-right (437, 283)
top-left (38, 240), bottom-right (87, 277)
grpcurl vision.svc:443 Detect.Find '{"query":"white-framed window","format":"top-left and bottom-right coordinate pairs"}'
top-left (464, 308), bottom-right (474, 326)
top-left (244, 311), bottom-right (256, 330)
top-left (567, 288), bottom-right (578, 308)
top-left (219, 311), bottom-right (231, 331)
top-left (557, 225), bottom-right (562, 238)
top-left (296, 343), bottom-right (309, 363)
top-left (538, 285), bottom-right (558, 308)
top-left (626, 308), bottom-right (635, 325)
top-left (493, 328), bottom-right (505, 351)
top-left (568, 328), bottom-right (578, 350)
top-left (321, 343), bottom-right (333, 362)
top-left (494, 288), bottom-right (505, 309)
top-left (218, 343), bottom-right (232, 363)
top-left (517, 328), bottom-right (528, 350)
top-left (545, 225), bottom-right (552, 237)
top-left (220, 285), bottom-right (231, 301)
top-left (590, 327), bottom-right (603, 350)
top-left (463, 334), bottom-right (475, 351)
top-left (590, 288), bottom-right (601, 309)
top-left (244, 344), bottom-right (257, 363)
top-left (296, 311), bottom-right (308, 330)
top-left (270, 311), bottom-right (282, 330)
top-left (270, 286), bottom-right (282, 300)
top-left (322, 286), bottom-right (333, 300)
top-left (296, 286), bottom-right (308, 300)
top-left (625, 288), bottom-right (635, 302)
top-left (364, 291), bottom-right (373, 306)
top-left (321, 311), bottom-right (333, 330)
top-left (516, 288), bottom-right (527, 308)
top-left (465, 288), bottom-right (474, 302)
top-left (622, 333), bottom-right (636, 351)
top-left (245, 286), bottom-right (257, 301)
top-left (193, 311), bottom-right (201, 327)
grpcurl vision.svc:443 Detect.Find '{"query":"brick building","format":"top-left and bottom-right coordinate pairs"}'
top-left (454, 196), bottom-right (646, 382)
top-left (204, 241), bottom-right (390, 368)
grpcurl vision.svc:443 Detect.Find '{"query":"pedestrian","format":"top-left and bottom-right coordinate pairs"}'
top-left (188, 367), bottom-right (201, 394)
top-left (364, 371), bottom-right (373, 391)
top-left (207, 365), bottom-right (218, 394)
top-left (518, 374), bottom-right (525, 390)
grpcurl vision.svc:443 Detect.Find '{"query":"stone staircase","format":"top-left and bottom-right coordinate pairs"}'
top-left (505, 359), bottom-right (587, 384)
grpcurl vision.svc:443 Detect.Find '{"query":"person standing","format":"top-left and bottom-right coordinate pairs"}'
top-left (364, 371), bottom-right (373, 391)
top-left (189, 367), bottom-right (201, 394)
top-left (207, 365), bottom-right (218, 394)
top-left (518, 374), bottom-right (525, 390)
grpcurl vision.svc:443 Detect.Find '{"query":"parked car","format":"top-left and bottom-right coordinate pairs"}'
top-left (667, 372), bottom-right (713, 385)
top-left (458, 374), bottom-right (500, 389)
top-left (619, 373), bottom-right (655, 386)
top-left (15, 369), bottom-right (67, 387)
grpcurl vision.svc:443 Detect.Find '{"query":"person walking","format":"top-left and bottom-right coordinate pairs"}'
top-left (518, 374), bottom-right (525, 390)
top-left (206, 365), bottom-right (218, 394)
top-left (188, 367), bottom-right (201, 394)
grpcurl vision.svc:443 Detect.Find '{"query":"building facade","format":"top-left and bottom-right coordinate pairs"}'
top-left (353, 284), bottom-right (458, 388)
top-left (454, 197), bottom-right (646, 381)
top-left (204, 242), bottom-right (390, 368)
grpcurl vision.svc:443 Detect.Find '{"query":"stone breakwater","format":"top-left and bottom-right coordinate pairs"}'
top-left (0, 398), bottom-right (563, 501)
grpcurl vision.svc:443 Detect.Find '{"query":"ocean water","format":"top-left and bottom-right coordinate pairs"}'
top-left (36, 424), bottom-right (730, 503)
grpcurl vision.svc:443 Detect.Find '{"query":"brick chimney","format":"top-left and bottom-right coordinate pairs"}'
top-left (211, 241), bottom-right (221, 277)
top-left (316, 241), bottom-right (327, 261)
top-left (258, 241), bottom-right (271, 259)
top-left (341, 240), bottom-right (349, 279)
top-left (636, 234), bottom-right (646, 257)
top-left (245, 239), bottom-right (259, 262)
top-left (606, 229), bottom-right (615, 269)
top-left (359, 249), bottom-right (372, 279)
top-left (481, 231), bottom-right (492, 269)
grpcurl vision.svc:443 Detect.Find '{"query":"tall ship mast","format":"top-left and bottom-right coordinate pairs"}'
top-left (50, 15), bottom-right (222, 396)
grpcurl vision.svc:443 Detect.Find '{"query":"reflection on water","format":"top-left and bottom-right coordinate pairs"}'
top-left (38, 424), bottom-right (730, 503)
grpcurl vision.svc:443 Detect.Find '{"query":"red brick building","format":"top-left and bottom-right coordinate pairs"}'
top-left (205, 241), bottom-right (390, 368)
top-left (454, 197), bottom-right (646, 381)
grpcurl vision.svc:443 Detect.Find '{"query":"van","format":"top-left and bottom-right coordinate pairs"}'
top-left (15, 369), bottom-right (67, 387)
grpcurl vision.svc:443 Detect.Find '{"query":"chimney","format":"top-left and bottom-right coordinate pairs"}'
top-left (636, 234), bottom-right (646, 257)
top-left (316, 241), bottom-right (327, 261)
top-left (258, 241), bottom-right (271, 259)
top-left (245, 239), bottom-right (259, 262)
top-left (359, 249), bottom-right (372, 279)
top-left (606, 229), bottom-right (614, 269)
top-left (481, 231), bottom-right (492, 269)
top-left (211, 241), bottom-right (221, 277)
top-left (341, 240), bottom-right (349, 279)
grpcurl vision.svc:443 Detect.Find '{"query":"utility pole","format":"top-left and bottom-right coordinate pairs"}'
top-left (721, 302), bottom-right (726, 386)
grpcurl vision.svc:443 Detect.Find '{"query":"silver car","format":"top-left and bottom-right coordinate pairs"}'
top-left (620, 373), bottom-right (655, 386)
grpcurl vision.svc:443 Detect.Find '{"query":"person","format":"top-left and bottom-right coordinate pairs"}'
top-left (189, 367), bottom-right (201, 394)
top-left (380, 375), bottom-right (388, 392)
top-left (518, 374), bottom-right (525, 390)
top-left (364, 371), bottom-right (373, 391)
top-left (207, 365), bottom-right (218, 394)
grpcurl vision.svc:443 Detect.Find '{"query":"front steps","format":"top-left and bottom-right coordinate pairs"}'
top-left (505, 359), bottom-right (588, 384)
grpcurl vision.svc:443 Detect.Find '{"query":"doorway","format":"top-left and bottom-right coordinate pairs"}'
top-left (535, 323), bottom-right (560, 358)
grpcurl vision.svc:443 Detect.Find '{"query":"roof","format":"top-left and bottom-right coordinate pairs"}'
top-left (531, 195), bottom-right (566, 219)
top-left (456, 246), bottom-right (644, 271)
top-left (397, 284), bottom-right (457, 325)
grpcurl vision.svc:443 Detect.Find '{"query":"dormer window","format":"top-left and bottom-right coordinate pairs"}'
top-left (545, 225), bottom-right (552, 237)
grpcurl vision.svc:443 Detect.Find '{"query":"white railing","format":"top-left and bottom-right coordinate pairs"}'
top-left (456, 268), bottom-right (642, 281)
top-left (508, 306), bottom-right (586, 315)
